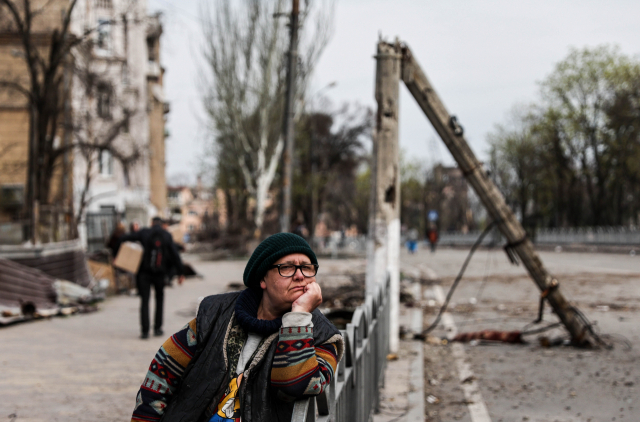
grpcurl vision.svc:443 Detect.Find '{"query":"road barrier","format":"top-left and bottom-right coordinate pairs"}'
top-left (535, 226), bottom-right (640, 245)
top-left (438, 226), bottom-right (640, 247)
top-left (291, 276), bottom-right (390, 422)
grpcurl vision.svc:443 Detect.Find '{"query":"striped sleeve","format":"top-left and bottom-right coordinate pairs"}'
top-left (131, 319), bottom-right (198, 422)
top-left (270, 325), bottom-right (341, 401)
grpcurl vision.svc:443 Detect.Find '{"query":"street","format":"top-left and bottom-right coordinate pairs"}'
top-left (404, 246), bottom-right (640, 422)
top-left (1, 248), bottom-right (639, 421)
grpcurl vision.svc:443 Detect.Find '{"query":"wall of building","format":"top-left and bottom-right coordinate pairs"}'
top-left (0, 0), bottom-right (167, 245)
top-left (72, 0), bottom-right (168, 246)
top-left (0, 10), bottom-right (72, 231)
top-left (147, 15), bottom-right (168, 216)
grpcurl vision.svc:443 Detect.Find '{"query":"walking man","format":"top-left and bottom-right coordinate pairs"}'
top-left (120, 217), bottom-right (184, 339)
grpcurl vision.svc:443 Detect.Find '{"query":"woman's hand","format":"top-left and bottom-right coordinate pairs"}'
top-left (291, 281), bottom-right (323, 313)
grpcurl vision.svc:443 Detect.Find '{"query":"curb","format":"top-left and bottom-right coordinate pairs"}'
top-left (406, 281), bottom-right (425, 421)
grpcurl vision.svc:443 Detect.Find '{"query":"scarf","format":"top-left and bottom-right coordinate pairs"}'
top-left (234, 288), bottom-right (282, 336)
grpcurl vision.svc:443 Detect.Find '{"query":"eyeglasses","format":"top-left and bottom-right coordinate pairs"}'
top-left (269, 263), bottom-right (319, 278)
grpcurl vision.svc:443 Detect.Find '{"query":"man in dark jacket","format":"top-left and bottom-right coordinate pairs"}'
top-left (120, 217), bottom-right (184, 339)
top-left (130, 233), bottom-right (344, 422)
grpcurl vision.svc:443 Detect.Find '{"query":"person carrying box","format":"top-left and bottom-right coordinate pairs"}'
top-left (119, 217), bottom-right (185, 339)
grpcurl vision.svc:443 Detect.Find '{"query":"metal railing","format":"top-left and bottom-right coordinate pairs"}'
top-left (535, 226), bottom-right (640, 245)
top-left (438, 225), bottom-right (640, 247)
top-left (85, 210), bottom-right (122, 252)
top-left (291, 276), bottom-right (390, 422)
top-left (438, 229), bottom-right (502, 247)
top-left (0, 207), bottom-right (74, 245)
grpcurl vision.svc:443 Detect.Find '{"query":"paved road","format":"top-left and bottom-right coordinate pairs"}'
top-left (403, 245), bottom-right (640, 422)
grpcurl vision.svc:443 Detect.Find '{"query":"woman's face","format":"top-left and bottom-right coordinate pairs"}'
top-left (260, 253), bottom-right (315, 312)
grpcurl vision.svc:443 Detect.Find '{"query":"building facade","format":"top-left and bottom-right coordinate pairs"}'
top-left (167, 182), bottom-right (216, 242)
top-left (0, 0), bottom-right (168, 248)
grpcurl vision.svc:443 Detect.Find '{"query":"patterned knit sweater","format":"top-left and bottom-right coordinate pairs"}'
top-left (131, 315), bottom-right (341, 422)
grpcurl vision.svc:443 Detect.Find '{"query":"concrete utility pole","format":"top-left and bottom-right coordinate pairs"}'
top-left (398, 43), bottom-right (598, 347)
top-left (369, 40), bottom-right (402, 353)
top-left (310, 122), bottom-right (318, 244)
top-left (280, 0), bottom-right (299, 233)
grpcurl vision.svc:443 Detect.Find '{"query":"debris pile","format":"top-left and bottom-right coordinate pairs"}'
top-left (0, 242), bottom-right (103, 325)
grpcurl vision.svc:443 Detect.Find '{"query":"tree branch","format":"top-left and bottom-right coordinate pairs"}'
top-left (0, 0), bottom-right (26, 36)
top-left (0, 79), bottom-right (33, 101)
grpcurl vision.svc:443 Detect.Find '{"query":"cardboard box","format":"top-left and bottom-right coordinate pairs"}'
top-left (168, 224), bottom-right (185, 245)
top-left (87, 260), bottom-right (116, 295)
top-left (113, 241), bottom-right (143, 274)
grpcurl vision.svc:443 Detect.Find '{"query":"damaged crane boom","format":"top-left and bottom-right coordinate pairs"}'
top-left (391, 41), bottom-right (598, 347)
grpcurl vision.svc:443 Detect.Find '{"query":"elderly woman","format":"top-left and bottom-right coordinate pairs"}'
top-left (131, 233), bottom-right (344, 422)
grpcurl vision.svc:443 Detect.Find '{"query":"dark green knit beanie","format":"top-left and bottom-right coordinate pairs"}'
top-left (243, 233), bottom-right (318, 289)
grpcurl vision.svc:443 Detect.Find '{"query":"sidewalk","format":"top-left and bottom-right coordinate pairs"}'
top-left (373, 281), bottom-right (426, 422)
top-left (0, 257), bottom-right (245, 421)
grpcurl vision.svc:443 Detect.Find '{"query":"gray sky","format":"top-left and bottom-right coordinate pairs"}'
top-left (149, 0), bottom-right (640, 184)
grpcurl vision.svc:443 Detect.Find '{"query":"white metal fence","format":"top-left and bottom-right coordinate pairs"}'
top-left (535, 226), bottom-right (640, 245)
top-left (438, 230), bottom-right (501, 247)
top-left (439, 226), bottom-right (640, 247)
top-left (291, 276), bottom-right (390, 422)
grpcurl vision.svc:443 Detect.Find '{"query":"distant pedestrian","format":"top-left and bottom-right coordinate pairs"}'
top-left (106, 222), bottom-right (129, 293)
top-left (292, 219), bottom-right (309, 239)
top-left (129, 220), bottom-right (140, 233)
top-left (127, 220), bottom-right (142, 294)
top-left (119, 217), bottom-right (184, 339)
top-left (407, 228), bottom-right (418, 254)
top-left (106, 222), bottom-right (126, 257)
top-left (427, 226), bottom-right (439, 253)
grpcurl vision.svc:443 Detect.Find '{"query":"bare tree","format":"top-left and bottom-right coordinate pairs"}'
top-left (293, 104), bottom-right (372, 235)
top-left (0, 0), bottom-right (83, 240)
top-left (68, 40), bottom-right (141, 236)
top-left (200, 0), bottom-right (333, 237)
top-left (0, 0), bottom-right (141, 240)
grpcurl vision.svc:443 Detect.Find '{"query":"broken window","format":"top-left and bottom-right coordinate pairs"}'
top-left (97, 84), bottom-right (112, 119)
top-left (0, 185), bottom-right (24, 209)
top-left (96, 18), bottom-right (112, 51)
top-left (99, 150), bottom-right (113, 176)
top-left (147, 38), bottom-right (156, 62)
top-left (95, 0), bottom-right (113, 8)
top-left (122, 109), bottom-right (130, 133)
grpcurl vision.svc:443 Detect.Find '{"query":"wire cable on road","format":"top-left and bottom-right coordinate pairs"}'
top-left (521, 295), bottom-right (614, 349)
top-left (419, 221), bottom-right (497, 337)
top-left (457, 242), bottom-right (498, 330)
top-left (472, 246), bottom-right (496, 305)
top-left (521, 322), bottom-right (563, 336)
top-left (456, 316), bottom-right (534, 330)
top-left (570, 305), bottom-right (613, 349)
top-left (600, 333), bottom-right (632, 351)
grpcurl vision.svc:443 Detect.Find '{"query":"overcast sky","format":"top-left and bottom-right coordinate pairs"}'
top-left (148, 0), bottom-right (640, 185)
